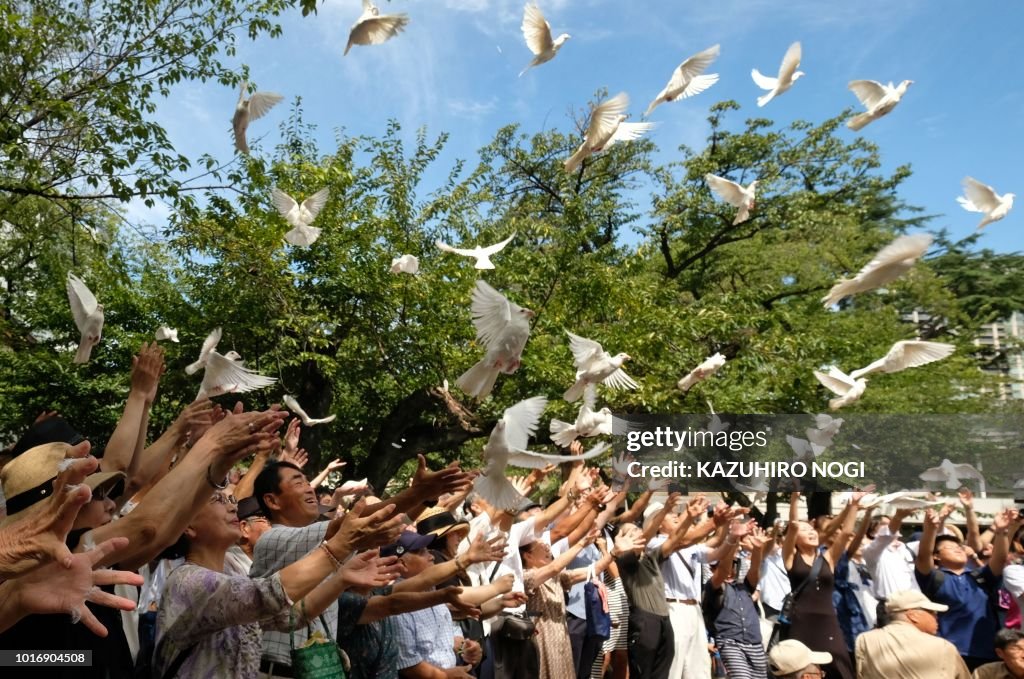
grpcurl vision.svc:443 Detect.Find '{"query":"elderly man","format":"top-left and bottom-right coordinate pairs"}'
top-left (769, 639), bottom-right (832, 679)
top-left (972, 629), bottom-right (1024, 679)
top-left (855, 589), bottom-right (970, 679)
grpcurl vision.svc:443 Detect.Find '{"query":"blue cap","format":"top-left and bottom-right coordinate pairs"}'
top-left (381, 530), bottom-right (435, 558)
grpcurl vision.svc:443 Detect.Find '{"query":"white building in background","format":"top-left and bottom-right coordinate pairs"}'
top-left (903, 309), bottom-right (1024, 400)
top-left (974, 311), bottom-right (1024, 400)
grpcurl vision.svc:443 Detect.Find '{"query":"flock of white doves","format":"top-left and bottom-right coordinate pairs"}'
top-left (61, 1), bottom-right (1016, 508)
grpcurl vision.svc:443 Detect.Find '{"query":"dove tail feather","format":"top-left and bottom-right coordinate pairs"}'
top-left (828, 396), bottom-right (846, 411)
top-left (456, 360), bottom-right (500, 400)
top-left (185, 360), bottom-right (204, 375)
top-left (473, 473), bottom-right (526, 513)
top-left (564, 380), bottom-right (587, 403)
top-left (564, 147), bottom-right (587, 175)
top-left (74, 342), bottom-right (92, 364)
top-left (756, 92), bottom-right (774, 108)
top-left (847, 113), bottom-right (872, 131)
top-left (549, 420), bottom-right (578, 448)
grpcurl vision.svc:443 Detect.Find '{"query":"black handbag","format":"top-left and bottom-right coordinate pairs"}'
top-left (490, 614), bottom-right (536, 641)
top-left (768, 554), bottom-right (824, 649)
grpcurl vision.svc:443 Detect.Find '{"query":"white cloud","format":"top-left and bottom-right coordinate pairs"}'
top-left (447, 96), bottom-right (499, 120)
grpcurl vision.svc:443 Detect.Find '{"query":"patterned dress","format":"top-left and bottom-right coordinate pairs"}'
top-left (154, 563), bottom-right (303, 679)
top-left (524, 569), bottom-right (576, 679)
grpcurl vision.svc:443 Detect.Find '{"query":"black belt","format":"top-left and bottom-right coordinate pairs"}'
top-left (259, 658), bottom-right (294, 677)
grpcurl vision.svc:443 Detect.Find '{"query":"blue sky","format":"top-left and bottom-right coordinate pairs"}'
top-left (133, 0), bottom-right (1022, 254)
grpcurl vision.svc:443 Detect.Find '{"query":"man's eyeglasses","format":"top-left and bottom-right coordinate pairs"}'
top-left (210, 493), bottom-right (237, 506)
top-left (802, 671), bottom-right (826, 679)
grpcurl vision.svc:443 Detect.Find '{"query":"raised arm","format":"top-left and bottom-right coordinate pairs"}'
top-left (959, 489), bottom-right (981, 553)
top-left (394, 533), bottom-right (506, 594)
top-left (643, 492), bottom-right (681, 543)
top-left (125, 399), bottom-right (215, 500)
top-left (847, 506), bottom-right (875, 558)
top-left (618, 489), bottom-right (653, 525)
top-left (84, 408), bottom-right (288, 569)
top-left (309, 458), bottom-right (347, 491)
top-left (527, 538), bottom-right (590, 590)
top-left (101, 343), bottom-right (162, 474)
top-left (826, 495), bottom-right (861, 567)
top-left (367, 455), bottom-right (474, 523)
top-left (782, 492), bottom-right (801, 570)
top-left (989, 508), bottom-right (1020, 578)
top-left (916, 508), bottom-right (941, 576)
top-left (744, 526), bottom-right (771, 591)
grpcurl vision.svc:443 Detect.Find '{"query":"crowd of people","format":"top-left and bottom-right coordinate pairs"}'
top-left (2, 342), bottom-right (1024, 679)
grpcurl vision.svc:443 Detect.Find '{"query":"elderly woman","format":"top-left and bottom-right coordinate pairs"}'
top-left (520, 532), bottom-right (609, 679)
top-left (153, 495), bottom-right (404, 677)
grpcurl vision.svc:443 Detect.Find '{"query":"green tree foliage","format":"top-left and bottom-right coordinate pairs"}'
top-left (2, 86), bottom-right (1019, 491)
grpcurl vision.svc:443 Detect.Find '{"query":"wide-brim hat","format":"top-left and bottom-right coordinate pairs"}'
top-left (1, 442), bottom-right (125, 527)
top-left (415, 506), bottom-right (469, 539)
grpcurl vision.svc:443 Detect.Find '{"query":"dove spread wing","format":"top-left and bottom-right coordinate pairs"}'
top-left (855, 340), bottom-right (955, 379)
top-left (848, 80), bottom-right (887, 110)
top-left (750, 68), bottom-right (778, 91)
top-left (673, 45), bottom-right (720, 87)
top-left (300, 188), bottom-right (330, 223)
top-left (960, 177), bottom-right (1001, 212)
top-left (206, 352), bottom-right (277, 393)
top-left (705, 174), bottom-right (746, 207)
top-left (272, 189), bottom-right (298, 219)
top-left (856, 233), bottom-right (933, 277)
top-left (814, 368), bottom-right (856, 396)
top-left (952, 463), bottom-right (984, 480)
top-left (502, 396), bottom-right (548, 452)
top-left (507, 441), bottom-right (609, 470)
top-left (479, 232), bottom-right (516, 257)
top-left (435, 240), bottom-right (477, 258)
top-left (918, 467), bottom-right (949, 483)
top-left (778, 42), bottom-right (802, 83)
top-left (603, 368), bottom-right (638, 391)
top-left (586, 93), bottom-right (629, 146)
top-left (522, 3), bottom-right (553, 55)
top-left (356, 14), bottom-right (409, 45)
top-left (247, 92), bottom-right (284, 121)
top-left (567, 332), bottom-right (605, 370)
top-left (609, 122), bottom-right (655, 146)
top-left (67, 274), bottom-right (98, 331)
top-left (470, 281), bottom-right (513, 348)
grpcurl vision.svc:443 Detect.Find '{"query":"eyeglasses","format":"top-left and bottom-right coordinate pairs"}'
top-left (801, 671), bottom-right (826, 678)
top-left (210, 493), bottom-right (237, 506)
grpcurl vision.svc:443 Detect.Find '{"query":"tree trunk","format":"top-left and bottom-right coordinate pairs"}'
top-left (358, 384), bottom-right (489, 492)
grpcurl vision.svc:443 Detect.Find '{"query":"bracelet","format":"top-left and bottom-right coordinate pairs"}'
top-left (320, 541), bottom-right (343, 569)
top-left (206, 464), bottom-right (227, 490)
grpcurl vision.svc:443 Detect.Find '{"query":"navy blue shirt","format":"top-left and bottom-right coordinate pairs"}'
top-left (915, 565), bottom-right (1001, 659)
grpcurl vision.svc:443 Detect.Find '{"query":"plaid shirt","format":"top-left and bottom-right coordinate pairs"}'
top-left (249, 521), bottom-right (334, 666)
top-left (392, 598), bottom-right (460, 670)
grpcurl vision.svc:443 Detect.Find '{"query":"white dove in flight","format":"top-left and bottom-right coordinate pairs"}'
top-left (812, 341), bottom-right (952, 410)
top-left (563, 331), bottom-right (637, 402)
top-left (390, 254), bottom-right (419, 274)
top-left (549, 384), bottom-right (613, 447)
top-left (186, 328), bottom-right (277, 398)
top-left (456, 280), bottom-right (534, 400)
top-left (564, 92), bottom-right (654, 174)
top-left (806, 414), bottom-right (843, 449)
top-left (435, 232), bottom-right (515, 270)
top-left (821, 233), bottom-right (932, 307)
top-left (813, 367), bottom-right (866, 411)
top-left (705, 174), bottom-right (758, 225)
top-left (677, 352), bottom-right (727, 392)
top-left (475, 396), bottom-right (609, 510)
top-left (864, 491), bottom-right (939, 511)
top-left (645, 44), bottom-right (721, 118)
top-left (231, 81), bottom-right (283, 155)
top-left (751, 41), bottom-right (804, 107)
top-left (786, 434), bottom-right (827, 460)
top-left (272, 188), bottom-right (330, 247)
top-left (848, 340), bottom-right (955, 380)
top-left (155, 326), bottom-right (179, 343)
top-left (919, 459), bottom-right (985, 490)
top-left (67, 273), bottom-right (104, 364)
top-left (519, 2), bottom-right (570, 77)
top-left (846, 79), bottom-right (913, 131)
top-left (283, 395), bottom-right (337, 427)
top-left (345, 0), bottom-right (410, 56)
top-left (957, 177), bottom-right (1014, 230)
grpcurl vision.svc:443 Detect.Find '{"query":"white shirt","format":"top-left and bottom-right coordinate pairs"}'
top-left (461, 513), bottom-right (538, 615)
top-left (862, 527), bottom-right (920, 599)
top-left (759, 549), bottom-right (792, 611)
top-left (1002, 564), bottom-right (1024, 612)
top-left (647, 535), bottom-right (709, 600)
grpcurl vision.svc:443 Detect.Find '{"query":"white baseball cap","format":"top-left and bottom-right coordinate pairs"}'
top-left (769, 640), bottom-right (832, 676)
